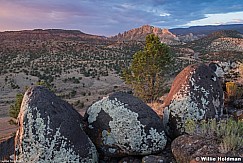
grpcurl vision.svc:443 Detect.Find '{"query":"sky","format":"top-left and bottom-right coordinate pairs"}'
top-left (0, 0), bottom-right (243, 36)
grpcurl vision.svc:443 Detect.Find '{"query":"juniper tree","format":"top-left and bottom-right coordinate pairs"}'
top-left (122, 34), bottom-right (173, 102)
top-left (9, 93), bottom-right (24, 124)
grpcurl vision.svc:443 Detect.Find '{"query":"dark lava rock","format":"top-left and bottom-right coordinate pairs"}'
top-left (84, 92), bottom-right (167, 158)
top-left (14, 86), bottom-right (98, 162)
top-left (0, 136), bottom-right (15, 161)
top-left (118, 156), bottom-right (141, 163)
top-left (171, 135), bottom-right (220, 163)
top-left (142, 155), bottom-right (168, 163)
top-left (163, 64), bottom-right (224, 139)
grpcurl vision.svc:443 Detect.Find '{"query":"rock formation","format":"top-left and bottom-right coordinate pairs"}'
top-left (84, 92), bottom-right (167, 157)
top-left (162, 63), bottom-right (224, 138)
top-left (14, 86), bottom-right (98, 162)
top-left (111, 25), bottom-right (180, 45)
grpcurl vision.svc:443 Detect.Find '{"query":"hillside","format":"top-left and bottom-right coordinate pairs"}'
top-left (0, 25), bottom-right (243, 121)
top-left (0, 29), bottom-right (144, 119)
top-left (173, 30), bottom-right (243, 61)
top-left (187, 30), bottom-right (242, 49)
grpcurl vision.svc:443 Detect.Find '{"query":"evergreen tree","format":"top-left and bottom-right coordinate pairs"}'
top-left (9, 93), bottom-right (24, 122)
top-left (122, 34), bottom-right (173, 102)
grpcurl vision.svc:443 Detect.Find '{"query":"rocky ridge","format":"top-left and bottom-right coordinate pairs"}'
top-left (111, 25), bottom-right (180, 45)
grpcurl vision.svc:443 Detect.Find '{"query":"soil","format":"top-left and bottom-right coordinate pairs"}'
top-left (0, 72), bottom-right (130, 140)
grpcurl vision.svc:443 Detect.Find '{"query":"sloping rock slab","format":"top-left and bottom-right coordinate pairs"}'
top-left (14, 86), bottom-right (98, 162)
top-left (163, 64), bottom-right (224, 139)
top-left (84, 92), bottom-right (167, 157)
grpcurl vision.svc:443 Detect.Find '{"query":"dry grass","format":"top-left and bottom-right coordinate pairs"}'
top-left (147, 102), bottom-right (164, 117)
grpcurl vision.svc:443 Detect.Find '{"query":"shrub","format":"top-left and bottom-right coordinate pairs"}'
top-left (70, 90), bottom-right (77, 98)
top-left (78, 102), bottom-right (84, 108)
top-left (9, 93), bottom-right (24, 125)
top-left (36, 80), bottom-right (52, 91)
top-left (226, 82), bottom-right (237, 99)
top-left (185, 118), bottom-right (243, 153)
top-left (73, 100), bottom-right (80, 106)
top-left (236, 86), bottom-right (243, 99)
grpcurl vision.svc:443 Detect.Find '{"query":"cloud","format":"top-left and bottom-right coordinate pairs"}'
top-left (185, 11), bottom-right (243, 26)
top-left (0, 0), bottom-right (243, 36)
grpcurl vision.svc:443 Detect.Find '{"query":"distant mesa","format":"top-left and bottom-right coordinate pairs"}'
top-left (0, 29), bottom-right (106, 42)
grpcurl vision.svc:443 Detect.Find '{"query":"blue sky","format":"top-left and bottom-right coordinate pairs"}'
top-left (0, 0), bottom-right (243, 36)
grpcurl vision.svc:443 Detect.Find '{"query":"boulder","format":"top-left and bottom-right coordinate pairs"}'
top-left (209, 62), bottom-right (225, 79)
top-left (84, 92), bottom-right (167, 157)
top-left (14, 86), bottom-right (98, 162)
top-left (142, 155), bottom-right (168, 163)
top-left (209, 61), bottom-right (240, 83)
top-left (171, 135), bottom-right (220, 163)
top-left (171, 134), bottom-right (243, 163)
top-left (118, 156), bottom-right (141, 163)
top-left (163, 64), bottom-right (224, 138)
top-left (0, 136), bottom-right (15, 161)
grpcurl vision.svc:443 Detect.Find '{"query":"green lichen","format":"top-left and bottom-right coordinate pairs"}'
top-left (87, 98), bottom-right (167, 155)
top-left (15, 107), bottom-right (98, 163)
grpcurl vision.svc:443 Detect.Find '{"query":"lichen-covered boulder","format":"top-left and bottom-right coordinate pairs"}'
top-left (209, 62), bottom-right (225, 79)
top-left (84, 92), bottom-right (167, 157)
top-left (14, 86), bottom-right (98, 162)
top-left (163, 64), bottom-right (224, 138)
top-left (209, 61), bottom-right (240, 83)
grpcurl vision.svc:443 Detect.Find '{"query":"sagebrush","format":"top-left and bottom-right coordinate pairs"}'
top-left (185, 118), bottom-right (243, 153)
